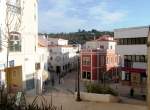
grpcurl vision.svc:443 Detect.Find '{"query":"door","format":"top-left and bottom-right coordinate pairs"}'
top-left (6, 66), bottom-right (22, 93)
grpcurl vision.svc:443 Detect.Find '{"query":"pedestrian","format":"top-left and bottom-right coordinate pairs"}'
top-left (130, 87), bottom-right (134, 97)
top-left (61, 77), bottom-right (64, 84)
top-left (51, 78), bottom-right (55, 86)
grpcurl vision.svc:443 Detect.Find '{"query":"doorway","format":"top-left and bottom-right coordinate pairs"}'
top-left (6, 66), bottom-right (22, 93)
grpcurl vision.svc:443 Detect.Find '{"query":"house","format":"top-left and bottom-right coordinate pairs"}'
top-left (48, 38), bottom-right (80, 75)
top-left (35, 36), bottom-right (49, 94)
top-left (80, 35), bottom-right (119, 83)
top-left (0, 0), bottom-right (38, 94)
top-left (48, 38), bottom-right (68, 46)
top-left (114, 26), bottom-right (148, 89)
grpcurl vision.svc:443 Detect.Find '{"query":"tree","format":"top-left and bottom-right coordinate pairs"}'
top-left (0, 0), bottom-right (24, 91)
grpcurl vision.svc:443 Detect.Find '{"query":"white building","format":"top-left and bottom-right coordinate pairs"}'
top-left (48, 38), bottom-right (79, 75)
top-left (36, 36), bottom-right (49, 94)
top-left (85, 35), bottom-right (116, 51)
top-left (48, 38), bottom-right (68, 46)
top-left (114, 26), bottom-right (148, 88)
top-left (0, 0), bottom-right (38, 94)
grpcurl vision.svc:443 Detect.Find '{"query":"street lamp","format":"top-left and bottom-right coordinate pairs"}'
top-left (71, 41), bottom-right (81, 101)
top-left (75, 44), bottom-right (81, 101)
top-left (76, 50), bottom-right (81, 101)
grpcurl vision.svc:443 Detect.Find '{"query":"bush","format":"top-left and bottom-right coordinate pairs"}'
top-left (0, 87), bottom-right (62, 110)
top-left (85, 83), bottom-right (118, 96)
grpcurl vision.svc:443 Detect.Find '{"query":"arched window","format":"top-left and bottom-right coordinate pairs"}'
top-left (9, 31), bottom-right (21, 52)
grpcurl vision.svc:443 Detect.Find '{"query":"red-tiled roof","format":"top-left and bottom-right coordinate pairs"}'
top-left (38, 37), bottom-right (48, 47)
top-left (87, 35), bottom-right (116, 42)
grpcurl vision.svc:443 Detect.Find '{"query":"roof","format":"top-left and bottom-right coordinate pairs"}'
top-left (114, 25), bottom-right (149, 31)
top-left (48, 45), bottom-right (76, 48)
top-left (38, 37), bottom-right (48, 47)
top-left (87, 35), bottom-right (115, 42)
top-left (48, 37), bottom-right (68, 41)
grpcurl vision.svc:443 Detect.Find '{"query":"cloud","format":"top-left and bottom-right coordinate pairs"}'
top-left (88, 1), bottom-right (128, 24)
top-left (38, 0), bottom-right (128, 33)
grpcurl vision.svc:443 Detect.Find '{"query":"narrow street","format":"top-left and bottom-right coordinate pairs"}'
top-left (43, 70), bottom-right (85, 95)
top-left (42, 70), bottom-right (146, 106)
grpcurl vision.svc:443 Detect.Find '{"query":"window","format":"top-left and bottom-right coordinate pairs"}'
top-left (50, 57), bottom-right (53, 60)
top-left (34, 3), bottom-right (36, 21)
top-left (6, 0), bottom-right (21, 14)
top-left (82, 71), bottom-right (91, 80)
top-left (26, 74), bottom-right (35, 90)
top-left (100, 55), bottom-right (105, 65)
top-left (110, 45), bottom-right (113, 49)
top-left (136, 55), bottom-right (140, 62)
top-left (82, 57), bottom-right (91, 65)
top-left (124, 55), bottom-right (147, 66)
top-left (117, 37), bottom-right (147, 45)
top-left (35, 63), bottom-right (40, 70)
top-left (49, 49), bottom-right (52, 52)
top-left (100, 45), bottom-right (104, 49)
top-left (26, 78), bottom-right (35, 90)
top-left (140, 55), bottom-right (145, 62)
top-left (87, 72), bottom-right (91, 79)
top-left (9, 32), bottom-right (21, 52)
top-left (82, 71), bottom-right (86, 79)
top-left (125, 73), bottom-right (130, 81)
top-left (106, 57), bottom-right (109, 64)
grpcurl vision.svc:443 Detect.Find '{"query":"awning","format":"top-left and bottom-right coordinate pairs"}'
top-left (121, 67), bottom-right (146, 73)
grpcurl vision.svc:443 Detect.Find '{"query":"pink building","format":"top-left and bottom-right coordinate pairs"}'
top-left (80, 35), bottom-right (119, 82)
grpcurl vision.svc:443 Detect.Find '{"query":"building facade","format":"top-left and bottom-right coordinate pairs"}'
top-left (80, 35), bottom-right (119, 82)
top-left (48, 38), bottom-right (80, 75)
top-left (48, 38), bottom-right (68, 46)
top-left (35, 36), bottom-right (49, 94)
top-left (114, 26), bottom-right (148, 89)
top-left (147, 26), bottom-right (150, 110)
top-left (0, 0), bottom-right (38, 94)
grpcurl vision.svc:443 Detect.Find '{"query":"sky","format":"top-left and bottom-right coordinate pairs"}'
top-left (38, 0), bottom-right (150, 33)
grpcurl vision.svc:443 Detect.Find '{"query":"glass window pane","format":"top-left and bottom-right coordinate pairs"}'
top-left (82, 72), bottom-right (86, 79)
top-left (87, 72), bottom-right (91, 79)
top-left (136, 55), bottom-right (140, 62)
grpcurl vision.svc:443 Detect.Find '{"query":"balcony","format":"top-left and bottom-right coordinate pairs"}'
top-left (6, 1), bottom-right (21, 14)
top-left (81, 49), bottom-right (113, 53)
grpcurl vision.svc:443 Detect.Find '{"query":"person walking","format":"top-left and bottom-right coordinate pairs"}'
top-left (130, 87), bottom-right (134, 97)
